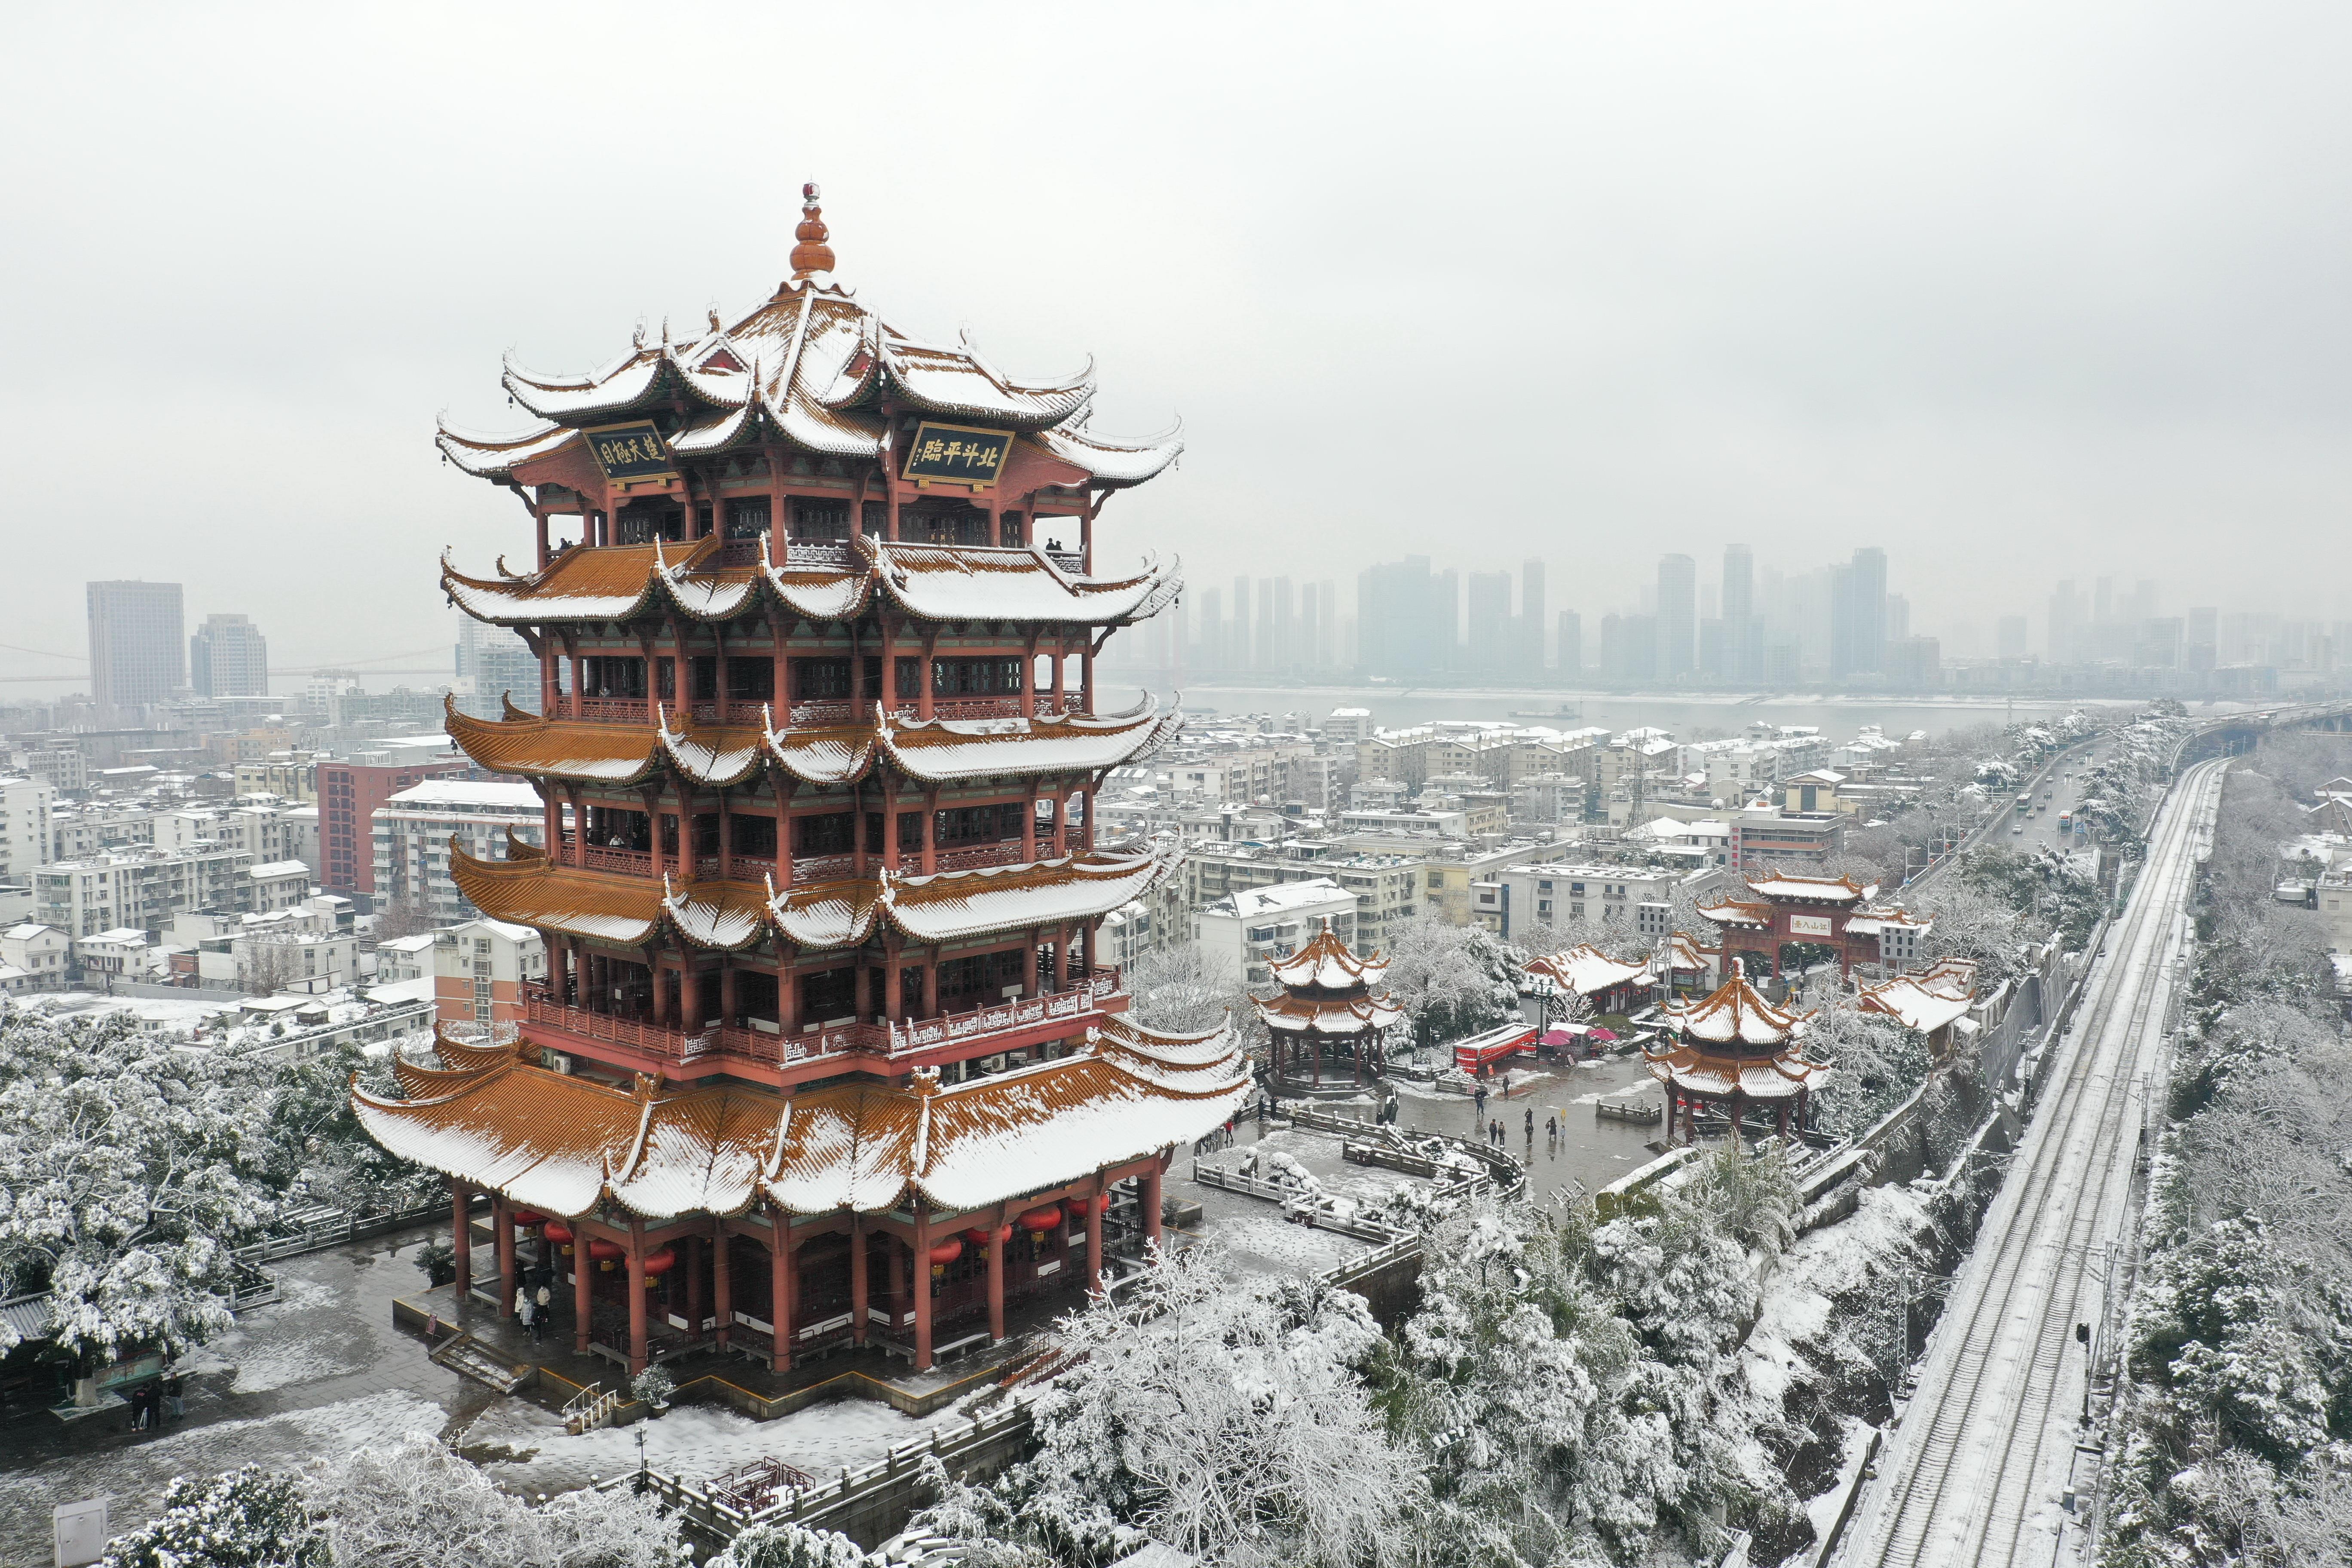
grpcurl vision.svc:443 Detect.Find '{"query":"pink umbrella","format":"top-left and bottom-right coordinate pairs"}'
top-left (1587, 1027), bottom-right (1619, 1043)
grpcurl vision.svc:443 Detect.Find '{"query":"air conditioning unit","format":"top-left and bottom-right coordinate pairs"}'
top-left (542, 1050), bottom-right (573, 1075)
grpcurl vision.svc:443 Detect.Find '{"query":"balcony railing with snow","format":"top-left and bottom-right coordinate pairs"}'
top-left (521, 966), bottom-right (1124, 1071)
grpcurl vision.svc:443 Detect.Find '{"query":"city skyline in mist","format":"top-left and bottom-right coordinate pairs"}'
top-left (8, 6), bottom-right (2352, 683)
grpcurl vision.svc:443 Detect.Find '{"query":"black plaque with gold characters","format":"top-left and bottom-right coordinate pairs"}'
top-left (900, 422), bottom-right (1015, 488)
top-left (583, 421), bottom-right (674, 481)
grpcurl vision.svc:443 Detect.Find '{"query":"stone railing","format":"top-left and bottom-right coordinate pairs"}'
top-left (783, 539), bottom-right (859, 570)
top-left (787, 699), bottom-right (853, 726)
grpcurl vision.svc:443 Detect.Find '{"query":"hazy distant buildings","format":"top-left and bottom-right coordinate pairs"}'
top-left (1656, 554), bottom-right (1696, 679)
top-left (1830, 548), bottom-right (1887, 679)
top-left (1997, 616), bottom-right (2030, 660)
top-left (454, 617), bottom-right (539, 718)
top-left (1357, 555), bottom-right (1458, 682)
top-left (190, 612), bottom-right (269, 698)
top-left (1556, 610), bottom-right (1582, 680)
top-left (86, 580), bottom-right (185, 714)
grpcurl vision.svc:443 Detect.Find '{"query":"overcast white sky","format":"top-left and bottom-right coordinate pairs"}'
top-left (3, 2), bottom-right (2348, 680)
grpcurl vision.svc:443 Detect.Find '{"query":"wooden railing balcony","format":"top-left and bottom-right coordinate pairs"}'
top-left (683, 701), bottom-right (770, 726)
top-left (934, 842), bottom-right (1023, 874)
top-left (787, 699), bottom-right (853, 726)
top-left (783, 539), bottom-right (859, 569)
top-left (579, 844), bottom-right (652, 875)
top-left (574, 698), bottom-right (649, 724)
top-left (789, 852), bottom-right (856, 883)
top-left (522, 966), bottom-right (1126, 1072)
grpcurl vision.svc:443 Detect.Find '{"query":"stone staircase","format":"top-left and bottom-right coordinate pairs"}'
top-left (430, 1329), bottom-right (528, 1394)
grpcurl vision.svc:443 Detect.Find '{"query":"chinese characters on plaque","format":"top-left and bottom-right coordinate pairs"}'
top-left (584, 421), bottom-right (674, 481)
top-left (900, 422), bottom-right (1015, 488)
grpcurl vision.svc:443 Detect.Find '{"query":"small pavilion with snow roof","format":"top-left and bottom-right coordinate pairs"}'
top-left (1643, 959), bottom-right (1830, 1143)
top-left (1253, 926), bottom-right (1402, 1091)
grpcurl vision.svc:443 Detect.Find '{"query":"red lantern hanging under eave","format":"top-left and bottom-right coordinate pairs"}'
top-left (542, 1221), bottom-right (575, 1245)
top-left (588, 1238), bottom-right (624, 1271)
top-left (512, 1210), bottom-right (546, 1228)
top-left (927, 1238), bottom-right (964, 1267)
top-left (962, 1224), bottom-right (1014, 1247)
top-left (1018, 1206), bottom-right (1063, 1232)
top-left (641, 1246), bottom-right (676, 1278)
top-left (1064, 1194), bottom-right (1109, 1219)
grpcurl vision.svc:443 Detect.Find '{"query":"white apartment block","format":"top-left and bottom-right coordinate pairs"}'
top-left (0, 775), bottom-right (54, 883)
top-left (0, 922), bottom-right (69, 992)
top-left (1485, 861), bottom-right (1704, 942)
top-left (34, 845), bottom-right (255, 938)
top-left (1194, 877), bottom-right (1357, 987)
top-left (434, 917), bottom-right (547, 1029)
top-left (372, 780), bottom-right (545, 925)
top-left (74, 928), bottom-right (161, 980)
top-left (374, 931), bottom-right (438, 982)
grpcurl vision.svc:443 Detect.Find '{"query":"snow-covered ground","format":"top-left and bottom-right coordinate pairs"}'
top-left (457, 1392), bottom-right (966, 1497)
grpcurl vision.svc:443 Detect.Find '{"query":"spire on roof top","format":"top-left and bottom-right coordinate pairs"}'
top-left (788, 181), bottom-right (835, 282)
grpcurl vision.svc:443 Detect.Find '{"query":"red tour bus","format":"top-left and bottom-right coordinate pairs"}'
top-left (1453, 1022), bottom-right (1537, 1074)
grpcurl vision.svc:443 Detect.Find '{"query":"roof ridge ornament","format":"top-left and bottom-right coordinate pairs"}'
top-left (788, 181), bottom-right (835, 285)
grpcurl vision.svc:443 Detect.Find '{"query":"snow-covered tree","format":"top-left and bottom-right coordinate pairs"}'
top-left (1381, 916), bottom-right (1521, 1046)
top-left (1121, 943), bottom-right (1251, 1036)
top-left (1804, 992), bottom-right (1927, 1136)
top-left (309, 1431), bottom-right (684, 1567)
top-left (0, 1007), bottom-right (282, 1360)
top-left (101, 1465), bottom-right (322, 1568)
top-left (952, 1243), bottom-right (1417, 1568)
top-left (1911, 878), bottom-right (2028, 985)
top-left (707, 1521), bottom-right (877, 1568)
top-left (1389, 1195), bottom-right (1777, 1565)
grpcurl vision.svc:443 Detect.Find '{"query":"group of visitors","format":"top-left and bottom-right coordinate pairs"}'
top-left (513, 1277), bottom-right (555, 1345)
top-left (125, 1372), bottom-right (185, 1432)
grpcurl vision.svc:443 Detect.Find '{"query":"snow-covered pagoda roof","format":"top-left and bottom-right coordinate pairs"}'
top-left (436, 190), bottom-right (1181, 491)
top-left (1657, 962), bottom-right (1813, 1052)
top-left (442, 693), bottom-right (1183, 789)
top-left (1742, 873), bottom-right (1877, 904)
top-left (448, 835), bottom-right (1172, 953)
top-left (1858, 958), bottom-right (1978, 1035)
top-left (1253, 990), bottom-right (1405, 1036)
top-left (1264, 928), bottom-right (1387, 991)
top-left (351, 1015), bottom-right (1248, 1222)
top-left (1644, 961), bottom-right (1828, 1101)
top-left (1523, 943), bottom-right (1650, 998)
top-left (441, 536), bottom-right (1176, 630)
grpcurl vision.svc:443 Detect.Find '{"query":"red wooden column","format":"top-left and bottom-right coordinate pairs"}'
top-left (684, 1233), bottom-right (704, 1336)
top-left (1141, 1162), bottom-right (1164, 1255)
top-left (986, 1207), bottom-right (1007, 1342)
top-left (849, 1216), bottom-right (870, 1346)
top-left (719, 961), bottom-right (739, 1030)
top-left (1049, 640), bottom-right (1066, 712)
top-left (768, 1222), bottom-right (793, 1364)
top-left (774, 778), bottom-right (794, 888)
top-left (493, 1194), bottom-right (516, 1316)
top-left (626, 1225), bottom-right (649, 1375)
top-left (1084, 1180), bottom-right (1105, 1298)
top-left (916, 634), bottom-right (936, 721)
top-left (712, 1222), bottom-right (732, 1347)
top-left (681, 963), bottom-right (703, 1033)
top-left (450, 1179), bottom-right (472, 1298)
top-left (573, 1230), bottom-right (594, 1353)
top-left (541, 647), bottom-right (559, 714)
top-left (920, 789), bottom-right (938, 874)
top-left (1023, 930), bottom-right (1040, 998)
top-left (912, 1209), bottom-right (935, 1372)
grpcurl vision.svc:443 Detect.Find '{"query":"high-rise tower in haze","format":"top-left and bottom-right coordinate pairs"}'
top-left (87, 580), bottom-right (185, 713)
top-left (1657, 554), bottom-right (1697, 678)
top-left (1721, 544), bottom-right (1755, 682)
top-left (190, 612), bottom-right (270, 698)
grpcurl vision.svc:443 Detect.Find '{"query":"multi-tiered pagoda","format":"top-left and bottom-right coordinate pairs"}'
top-left (1253, 927), bottom-right (1402, 1090)
top-left (1643, 959), bottom-right (1829, 1142)
top-left (355, 187), bottom-right (1248, 1377)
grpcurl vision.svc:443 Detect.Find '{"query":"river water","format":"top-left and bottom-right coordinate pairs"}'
top-left (1103, 682), bottom-right (2193, 743)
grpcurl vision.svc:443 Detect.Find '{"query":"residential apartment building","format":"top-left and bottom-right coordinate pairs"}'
top-left (34, 846), bottom-right (257, 939)
top-left (0, 922), bottom-right (69, 992)
top-left (1727, 804), bottom-right (1848, 873)
top-left (1175, 845), bottom-right (1426, 956)
top-left (1194, 878), bottom-right (1357, 987)
top-left (1483, 861), bottom-right (1705, 942)
top-left (372, 780), bottom-right (545, 925)
top-left (0, 775), bottom-right (54, 883)
top-left (23, 745), bottom-right (88, 794)
top-left (432, 917), bottom-right (546, 1029)
top-left (318, 754), bottom-right (469, 897)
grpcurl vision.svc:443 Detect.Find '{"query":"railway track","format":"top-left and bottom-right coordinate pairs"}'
top-left (1836, 758), bottom-right (2224, 1568)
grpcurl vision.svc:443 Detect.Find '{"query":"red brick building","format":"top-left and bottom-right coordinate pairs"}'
top-left (317, 756), bottom-right (467, 896)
